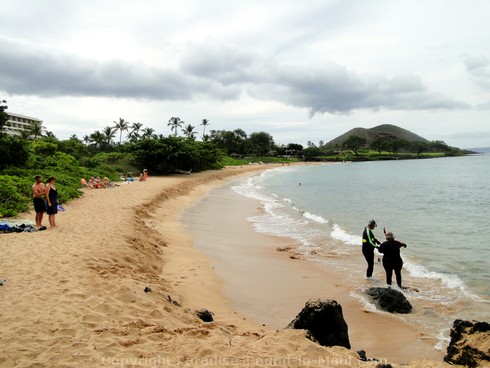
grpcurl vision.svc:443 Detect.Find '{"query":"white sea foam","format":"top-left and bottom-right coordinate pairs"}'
top-left (349, 291), bottom-right (379, 313)
top-left (330, 223), bottom-right (360, 245)
top-left (303, 211), bottom-right (329, 224)
top-left (435, 328), bottom-right (451, 352)
top-left (248, 212), bottom-right (317, 248)
top-left (405, 262), bottom-right (483, 301)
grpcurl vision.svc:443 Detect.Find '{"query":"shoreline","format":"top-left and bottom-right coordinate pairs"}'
top-left (180, 173), bottom-right (445, 363)
top-left (0, 164), bottom-right (450, 367)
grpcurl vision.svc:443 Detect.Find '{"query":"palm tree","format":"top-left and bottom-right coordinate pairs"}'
top-left (113, 117), bottom-right (129, 144)
top-left (182, 124), bottom-right (197, 140)
top-left (129, 122), bottom-right (143, 141)
top-left (168, 117), bottom-right (183, 137)
top-left (141, 127), bottom-right (155, 139)
top-left (102, 126), bottom-right (116, 147)
top-left (82, 135), bottom-right (91, 145)
top-left (30, 121), bottom-right (43, 139)
top-left (89, 131), bottom-right (105, 150)
top-left (200, 118), bottom-right (210, 138)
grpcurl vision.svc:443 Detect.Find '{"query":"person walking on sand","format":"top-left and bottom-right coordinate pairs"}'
top-left (45, 176), bottom-right (58, 228)
top-left (362, 219), bottom-right (381, 278)
top-left (32, 175), bottom-right (46, 226)
top-left (378, 231), bottom-right (407, 288)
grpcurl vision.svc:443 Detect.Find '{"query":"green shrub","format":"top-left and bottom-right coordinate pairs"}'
top-left (0, 136), bottom-right (29, 169)
top-left (0, 175), bottom-right (32, 217)
top-left (82, 152), bottom-right (139, 177)
top-left (128, 137), bottom-right (224, 174)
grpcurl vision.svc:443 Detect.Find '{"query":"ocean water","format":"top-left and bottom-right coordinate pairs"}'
top-left (229, 155), bottom-right (490, 348)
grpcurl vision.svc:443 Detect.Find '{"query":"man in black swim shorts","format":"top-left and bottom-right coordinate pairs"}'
top-left (32, 175), bottom-right (46, 226)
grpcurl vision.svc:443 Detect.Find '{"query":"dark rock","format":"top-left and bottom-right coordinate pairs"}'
top-left (444, 319), bottom-right (490, 367)
top-left (287, 299), bottom-right (350, 349)
top-left (196, 309), bottom-right (214, 322)
top-left (357, 350), bottom-right (367, 361)
top-left (144, 286), bottom-right (151, 293)
top-left (365, 287), bottom-right (412, 313)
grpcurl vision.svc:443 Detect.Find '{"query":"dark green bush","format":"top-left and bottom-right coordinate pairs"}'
top-left (0, 175), bottom-right (32, 217)
top-left (128, 137), bottom-right (224, 174)
top-left (0, 136), bottom-right (29, 169)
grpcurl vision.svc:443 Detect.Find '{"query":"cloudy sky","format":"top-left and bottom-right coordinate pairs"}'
top-left (1, 0), bottom-right (489, 148)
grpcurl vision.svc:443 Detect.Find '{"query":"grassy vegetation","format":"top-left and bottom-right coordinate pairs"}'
top-left (309, 150), bottom-right (452, 162)
top-left (220, 156), bottom-right (301, 166)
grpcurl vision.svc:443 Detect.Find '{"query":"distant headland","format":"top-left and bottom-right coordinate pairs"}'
top-left (304, 123), bottom-right (475, 162)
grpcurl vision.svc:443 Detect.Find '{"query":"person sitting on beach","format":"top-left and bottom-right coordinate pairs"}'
top-left (361, 219), bottom-right (381, 278)
top-left (378, 231), bottom-right (407, 288)
top-left (96, 177), bottom-right (106, 188)
top-left (32, 175), bottom-right (46, 227)
top-left (80, 178), bottom-right (89, 188)
top-left (143, 169), bottom-right (149, 180)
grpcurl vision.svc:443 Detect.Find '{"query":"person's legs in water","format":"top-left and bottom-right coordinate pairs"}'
top-left (362, 247), bottom-right (375, 278)
top-left (383, 260), bottom-right (394, 286)
top-left (394, 260), bottom-right (403, 288)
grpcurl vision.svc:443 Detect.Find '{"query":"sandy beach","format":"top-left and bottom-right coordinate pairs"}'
top-left (0, 165), bottom-right (452, 367)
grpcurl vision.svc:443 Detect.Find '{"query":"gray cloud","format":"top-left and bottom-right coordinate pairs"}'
top-left (247, 64), bottom-right (468, 115)
top-left (181, 43), bottom-right (468, 115)
top-left (0, 37), bottom-right (205, 100)
top-left (0, 36), bottom-right (469, 116)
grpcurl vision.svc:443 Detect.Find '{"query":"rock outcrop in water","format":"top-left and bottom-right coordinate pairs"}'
top-left (287, 299), bottom-right (351, 349)
top-left (365, 287), bottom-right (412, 313)
top-left (444, 319), bottom-right (490, 367)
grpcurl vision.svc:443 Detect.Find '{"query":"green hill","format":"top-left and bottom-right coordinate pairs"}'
top-left (325, 124), bottom-right (428, 148)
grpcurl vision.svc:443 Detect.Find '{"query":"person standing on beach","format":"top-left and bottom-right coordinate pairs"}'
top-left (362, 219), bottom-right (381, 278)
top-left (378, 232), bottom-right (407, 288)
top-left (45, 176), bottom-right (58, 228)
top-left (32, 175), bottom-right (46, 227)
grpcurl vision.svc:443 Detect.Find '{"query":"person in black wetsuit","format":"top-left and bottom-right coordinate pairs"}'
top-left (378, 231), bottom-right (407, 288)
top-left (362, 219), bottom-right (381, 278)
top-left (45, 176), bottom-right (58, 228)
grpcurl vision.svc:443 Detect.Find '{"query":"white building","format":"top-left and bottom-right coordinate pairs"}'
top-left (2, 112), bottom-right (46, 138)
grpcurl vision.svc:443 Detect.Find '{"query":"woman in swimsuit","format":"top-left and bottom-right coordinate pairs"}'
top-left (45, 176), bottom-right (58, 228)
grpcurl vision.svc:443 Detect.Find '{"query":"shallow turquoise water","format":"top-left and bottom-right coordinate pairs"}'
top-left (184, 154), bottom-right (490, 350)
